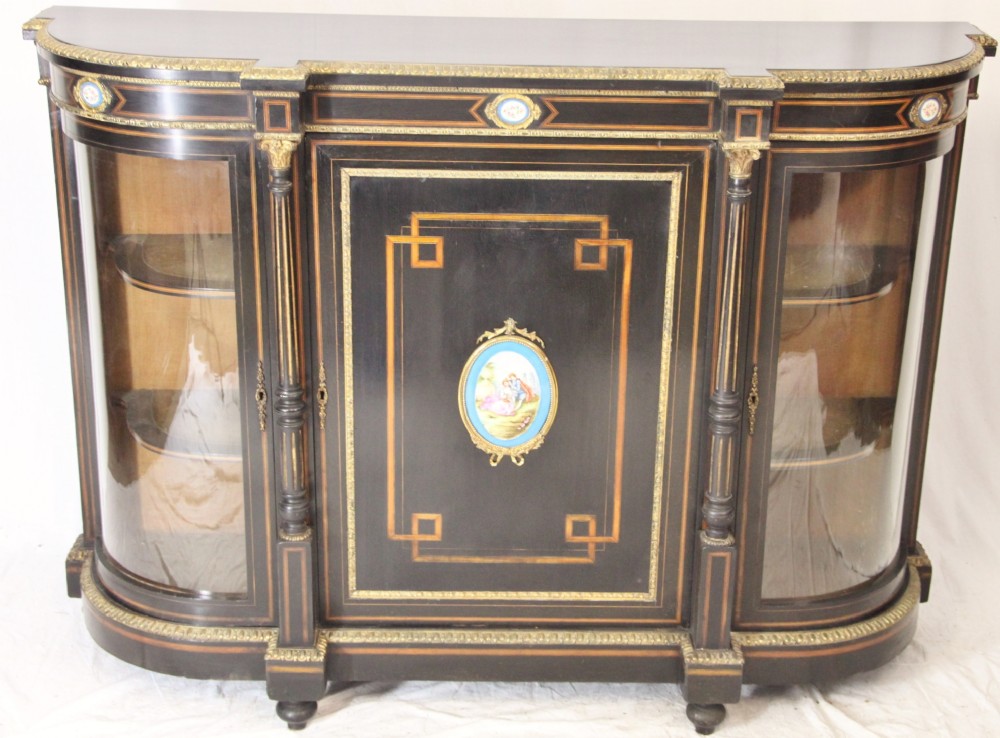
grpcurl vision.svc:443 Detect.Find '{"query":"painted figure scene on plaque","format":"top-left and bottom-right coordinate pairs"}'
top-left (473, 349), bottom-right (541, 441)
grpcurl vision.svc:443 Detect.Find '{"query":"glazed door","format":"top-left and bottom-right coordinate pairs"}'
top-left (736, 134), bottom-right (955, 627)
top-left (65, 121), bottom-right (273, 622)
top-left (311, 138), bottom-right (710, 625)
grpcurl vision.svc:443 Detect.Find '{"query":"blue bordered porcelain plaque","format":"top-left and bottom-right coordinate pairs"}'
top-left (485, 94), bottom-right (541, 130)
top-left (458, 318), bottom-right (557, 466)
top-left (909, 93), bottom-right (947, 128)
top-left (74, 77), bottom-right (111, 112)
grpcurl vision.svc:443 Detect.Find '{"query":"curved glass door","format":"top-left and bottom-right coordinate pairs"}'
top-left (76, 145), bottom-right (248, 595)
top-left (761, 159), bottom-right (943, 600)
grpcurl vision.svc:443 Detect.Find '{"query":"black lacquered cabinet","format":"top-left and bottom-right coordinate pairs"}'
top-left (24, 8), bottom-right (995, 733)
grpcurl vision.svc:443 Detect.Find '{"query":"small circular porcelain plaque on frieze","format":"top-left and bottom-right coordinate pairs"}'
top-left (485, 94), bottom-right (542, 130)
top-left (73, 77), bottom-right (111, 112)
top-left (909, 93), bottom-right (948, 128)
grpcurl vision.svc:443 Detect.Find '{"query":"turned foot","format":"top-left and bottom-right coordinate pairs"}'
top-left (276, 700), bottom-right (318, 730)
top-left (686, 702), bottom-right (726, 735)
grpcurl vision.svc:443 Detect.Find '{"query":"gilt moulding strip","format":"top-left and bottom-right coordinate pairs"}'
top-left (733, 565), bottom-right (921, 649)
top-left (771, 43), bottom-right (987, 84)
top-left (28, 19), bottom-right (252, 73)
top-left (30, 15), bottom-right (989, 97)
top-left (78, 552), bottom-right (920, 652)
top-left (81, 555), bottom-right (274, 645)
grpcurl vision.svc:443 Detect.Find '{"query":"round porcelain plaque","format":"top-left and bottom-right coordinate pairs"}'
top-left (497, 97), bottom-right (531, 125)
top-left (74, 78), bottom-right (110, 112)
top-left (485, 94), bottom-right (541, 130)
top-left (909, 93), bottom-right (947, 128)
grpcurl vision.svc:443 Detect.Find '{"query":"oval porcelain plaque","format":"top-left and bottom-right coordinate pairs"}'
top-left (74, 78), bottom-right (110, 112)
top-left (496, 97), bottom-right (531, 126)
top-left (485, 94), bottom-right (540, 130)
top-left (917, 97), bottom-right (941, 124)
top-left (458, 319), bottom-right (557, 466)
top-left (909, 93), bottom-right (947, 128)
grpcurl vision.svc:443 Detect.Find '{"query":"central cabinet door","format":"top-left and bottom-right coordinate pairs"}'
top-left (311, 139), bottom-right (710, 625)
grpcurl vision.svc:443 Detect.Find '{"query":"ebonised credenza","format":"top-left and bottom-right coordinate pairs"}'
top-left (24, 8), bottom-right (995, 732)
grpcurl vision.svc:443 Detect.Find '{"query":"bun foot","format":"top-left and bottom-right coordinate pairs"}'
top-left (686, 702), bottom-right (726, 735)
top-left (276, 700), bottom-right (318, 730)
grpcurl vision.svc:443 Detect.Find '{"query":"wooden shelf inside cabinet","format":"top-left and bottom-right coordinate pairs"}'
top-left (782, 246), bottom-right (906, 307)
top-left (770, 397), bottom-right (894, 469)
top-left (110, 234), bottom-right (235, 298)
top-left (119, 389), bottom-right (243, 461)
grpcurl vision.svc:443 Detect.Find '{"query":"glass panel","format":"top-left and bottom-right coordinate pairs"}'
top-left (77, 146), bottom-right (247, 595)
top-left (762, 160), bottom-right (942, 600)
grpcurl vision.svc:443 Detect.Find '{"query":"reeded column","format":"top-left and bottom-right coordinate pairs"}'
top-left (258, 125), bottom-right (325, 729)
top-left (702, 144), bottom-right (761, 544)
top-left (683, 143), bottom-right (766, 724)
top-left (259, 134), bottom-right (310, 541)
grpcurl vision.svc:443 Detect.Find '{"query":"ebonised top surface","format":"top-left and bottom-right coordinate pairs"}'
top-left (35, 6), bottom-right (987, 78)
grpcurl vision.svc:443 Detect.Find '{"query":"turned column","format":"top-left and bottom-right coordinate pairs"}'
top-left (683, 91), bottom-right (774, 732)
top-left (258, 123), bottom-right (326, 729)
top-left (701, 144), bottom-right (760, 548)
top-left (260, 134), bottom-right (311, 542)
top-left (688, 143), bottom-right (764, 655)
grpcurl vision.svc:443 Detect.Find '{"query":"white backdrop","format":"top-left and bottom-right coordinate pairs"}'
top-left (1, 1), bottom-right (998, 736)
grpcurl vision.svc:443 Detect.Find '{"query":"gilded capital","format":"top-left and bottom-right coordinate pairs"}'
top-left (724, 145), bottom-right (764, 179)
top-left (258, 135), bottom-right (302, 170)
